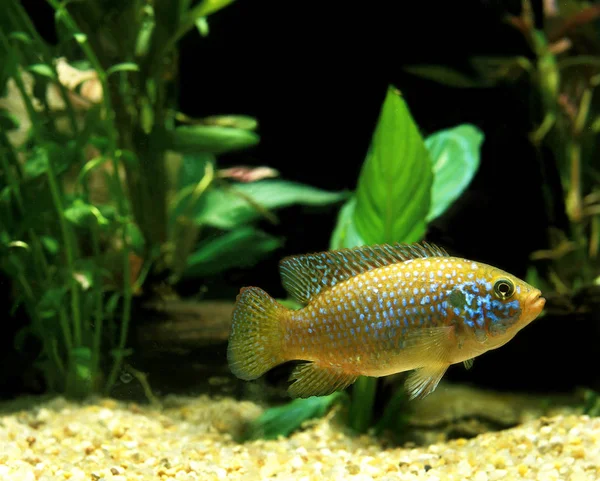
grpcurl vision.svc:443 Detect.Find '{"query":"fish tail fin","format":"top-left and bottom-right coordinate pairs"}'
top-left (227, 287), bottom-right (288, 381)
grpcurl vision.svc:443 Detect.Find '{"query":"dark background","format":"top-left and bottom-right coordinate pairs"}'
top-left (6, 0), bottom-right (591, 401)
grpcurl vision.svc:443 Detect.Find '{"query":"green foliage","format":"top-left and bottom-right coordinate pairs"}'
top-left (403, 0), bottom-right (600, 296)
top-left (241, 393), bottom-right (345, 441)
top-left (249, 86), bottom-right (484, 440)
top-left (0, 0), bottom-right (346, 400)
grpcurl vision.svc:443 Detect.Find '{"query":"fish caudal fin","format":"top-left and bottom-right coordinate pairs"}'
top-left (227, 287), bottom-right (287, 381)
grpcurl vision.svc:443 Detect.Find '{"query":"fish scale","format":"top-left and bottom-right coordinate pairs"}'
top-left (227, 241), bottom-right (545, 400)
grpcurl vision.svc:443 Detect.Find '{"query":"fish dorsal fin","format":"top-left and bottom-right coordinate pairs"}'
top-left (279, 241), bottom-right (448, 304)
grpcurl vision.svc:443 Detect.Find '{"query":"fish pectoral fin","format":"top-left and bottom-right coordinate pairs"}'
top-left (400, 326), bottom-right (454, 363)
top-left (463, 358), bottom-right (474, 370)
top-left (405, 364), bottom-right (448, 400)
top-left (288, 362), bottom-right (358, 399)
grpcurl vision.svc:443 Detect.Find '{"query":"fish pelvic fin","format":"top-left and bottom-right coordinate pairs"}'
top-left (405, 364), bottom-right (449, 400)
top-left (288, 362), bottom-right (358, 399)
top-left (227, 287), bottom-right (287, 381)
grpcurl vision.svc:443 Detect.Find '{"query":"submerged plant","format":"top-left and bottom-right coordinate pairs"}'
top-left (0, 0), bottom-right (346, 399)
top-left (403, 0), bottom-right (600, 310)
top-left (243, 86), bottom-right (484, 439)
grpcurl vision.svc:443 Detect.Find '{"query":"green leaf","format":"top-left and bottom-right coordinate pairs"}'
top-left (182, 226), bottom-right (282, 278)
top-left (41, 236), bottom-right (59, 255)
top-left (66, 347), bottom-right (93, 399)
top-left (242, 393), bottom-right (343, 441)
top-left (38, 287), bottom-right (68, 319)
top-left (329, 196), bottom-right (366, 250)
top-left (64, 199), bottom-right (110, 228)
top-left (185, 0), bottom-right (236, 20)
top-left (0, 109), bottom-right (20, 131)
top-left (9, 32), bottom-right (32, 44)
top-left (424, 124), bottom-right (484, 222)
top-left (195, 17), bottom-right (210, 37)
top-left (23, 147), bottom-right (49, 179)
top-left (177, 153), bottom-right (215, 190)
top-left (169, 125), bottom-right (259, 154)
top-left (194, 181), bottom-right (348, 229)
top-left (28, 64), bottom-right (55, 79)
top-left (124, 222), bottom-right (145, 253)
top-left (354, 86), bottom-right (433, 244)
top-left (403, 64), bottom-right (490, 88)
top-left (106, 62), bottom-right (139, 76)
top-left (201, 115), bottom-right (258, 131)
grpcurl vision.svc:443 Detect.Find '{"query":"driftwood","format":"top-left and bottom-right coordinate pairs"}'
top-left (136, 299), bottom-right (234, 352)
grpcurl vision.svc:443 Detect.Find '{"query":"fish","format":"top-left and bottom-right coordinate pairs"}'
top-left (226, 241), bottom-right (546, 400)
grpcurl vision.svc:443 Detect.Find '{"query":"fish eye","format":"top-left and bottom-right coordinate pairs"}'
top-left (493, 279), bottom-right (515, 299)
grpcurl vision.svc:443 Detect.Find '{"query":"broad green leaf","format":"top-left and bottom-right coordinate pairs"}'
top-left (329, 196), bottom-right (366, 250)
top-left (23, 147), bottom-right (49, 179)
top-left (403, 64), bottom-right (490, 88)
top-left (194, 180), bottom-right (348, 229)
top-left (38, 286), bottom-right (68, 319)
top-left (425, 124), bottom-right (484, 222)
top-left (182, 226), bottom-right (282, 277)
top-left (201, 115), bottom-right (258, 131)
top-left (28, 64), bottom-right (55, 79)
top-left (124, 222), bottom-right (145, 253)
top-left (64, 199), bottom-right (110, 227)
top-left (66, 347), bottom-right (93, 399)
top-left (242, 393), bottom-right (343, 441)
top-left (169, 125), bottom-right (259, 154)
top-left (354, 87), bottom-right (433, 244)
top-left (195, 17), bottom-right (210, 37)
top-left (106, 62), bottom-right (139, 77)
top-left (177, 153), bottom-right (215, 190)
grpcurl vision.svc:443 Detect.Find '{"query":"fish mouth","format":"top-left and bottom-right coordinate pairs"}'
top-left (527, 289), bottom-right (546, 312)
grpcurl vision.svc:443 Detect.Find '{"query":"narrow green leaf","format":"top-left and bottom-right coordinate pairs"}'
top-left (329, 196), bottom-right (366, 250)
top-left (28, 64), bottom-right (55, 79)
top-left (403, 64), bottom-right (489, 88)
top-left (183, 226), bottom-right (282, 277)
top-left (194, 181), bottom-right (348, 229)
top-left (169, 125), bottom-right (259, 154)
top-left (9, 32), bottom-right (32, 44)
top-left (242, 393), bottom-right (343, 441)
top-left (354, 86), bottom-right (433, 244)
top-left (185, 0), bottom-right (236, 20)
top-left (425, 124), bottom-right (484, 222)
top-left (106, 62), bottom-right (139, 77)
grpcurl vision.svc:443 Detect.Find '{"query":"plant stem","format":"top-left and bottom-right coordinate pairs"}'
top-left (348, 376), bottom-right (377, 433)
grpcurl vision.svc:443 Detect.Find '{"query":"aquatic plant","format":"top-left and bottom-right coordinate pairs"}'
top-left (244, 86), bottom-right (484, 439)
top-left (0, 0), bottom-right (345, 399)
top-left (402, 0), bottom-right (600, 315)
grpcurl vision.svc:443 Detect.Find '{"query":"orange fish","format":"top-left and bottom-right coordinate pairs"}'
top-left (227, 242), bottom-right (545, 400)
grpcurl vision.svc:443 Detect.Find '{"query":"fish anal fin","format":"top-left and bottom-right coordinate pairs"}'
top-left (405, 364), bottom-right (449, 400)
top-left (463, 358), bottom-right (474, 370)
top-left (288, 362), bottom-right (358, 399)
top-left (279, 241), bottom-right (449, 304)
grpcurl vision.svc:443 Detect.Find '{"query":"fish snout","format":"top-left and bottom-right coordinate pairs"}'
top-left (526, 288), bottom-right (546, 314)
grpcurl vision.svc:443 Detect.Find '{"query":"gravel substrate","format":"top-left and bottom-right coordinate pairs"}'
top-left (0, 395), bottom-right (598, 481)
